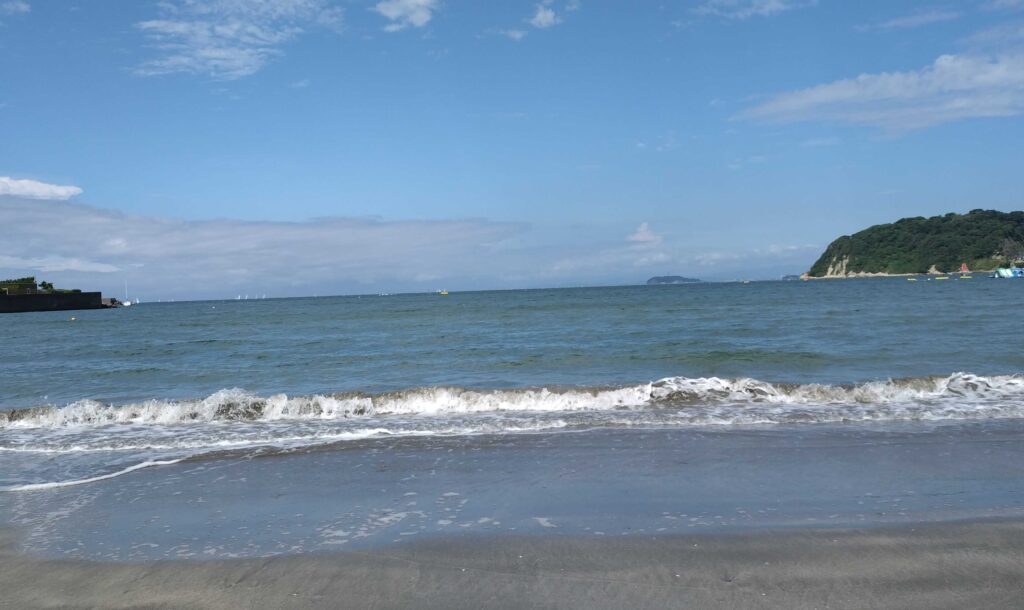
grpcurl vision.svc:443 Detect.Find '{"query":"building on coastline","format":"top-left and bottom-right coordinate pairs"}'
top-left (0, 276), bottom-right (108, 313)
top-left (0, 277), bottom-right (43, 295)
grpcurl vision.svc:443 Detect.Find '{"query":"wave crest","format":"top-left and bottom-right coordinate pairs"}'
top-left (2, 373), bottom-right (1022, 430)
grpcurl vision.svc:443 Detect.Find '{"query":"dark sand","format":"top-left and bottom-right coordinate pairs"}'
top-left (3, 519), bottom-right (1023, 609)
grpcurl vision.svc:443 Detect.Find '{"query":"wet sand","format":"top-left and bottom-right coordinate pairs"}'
top-left (3, 519), bottom-right (1024, 609)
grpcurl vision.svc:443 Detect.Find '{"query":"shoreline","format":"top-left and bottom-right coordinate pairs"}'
top-left (801, 272), bottom-right (990, 279)
top-left (801, 268), bottom-right (1001, 279)
top-left (3, 519), bottom-right (1024, 609)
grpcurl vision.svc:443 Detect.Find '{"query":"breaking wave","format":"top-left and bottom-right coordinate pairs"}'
top-left (4, 373), bottom-right (1024, 491)
top-left (2, 372), bottom-right (1023, 430)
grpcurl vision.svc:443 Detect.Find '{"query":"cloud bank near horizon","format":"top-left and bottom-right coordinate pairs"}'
top-left (0, 196), bottom-right (818, 298)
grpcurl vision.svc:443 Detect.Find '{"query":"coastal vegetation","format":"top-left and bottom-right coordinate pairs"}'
top-left (0, 276), bottom-right (79, 295)
top-left (808, 210), bottom-right (1024, 277)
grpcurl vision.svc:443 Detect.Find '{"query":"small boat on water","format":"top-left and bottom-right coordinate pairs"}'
top-left (993, 267), bottom-right (1024, 278)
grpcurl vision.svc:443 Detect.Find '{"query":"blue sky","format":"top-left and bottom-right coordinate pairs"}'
top-left (2, 0), bottom-right (1024, 298)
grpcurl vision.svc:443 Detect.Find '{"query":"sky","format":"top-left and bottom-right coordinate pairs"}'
top-left (2, 0), bottom-right (1024, 299)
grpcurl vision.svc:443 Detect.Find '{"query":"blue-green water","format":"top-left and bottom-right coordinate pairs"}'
top-left (4, 279), bottom-right (1024, 560)
top-left (4, 280), bottom-right (1024, 409)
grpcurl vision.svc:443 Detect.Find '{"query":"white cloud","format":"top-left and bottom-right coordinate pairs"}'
top-left (0, 1), bottom-right (29, 15)
top-left (738, 52), bottom-right (1024, 130)
top-left (529, 3), bottom-right (562, 28)
top-left (859, 10), bottom-right (961, 31)
top-left (0, 177), bottom-right (82, 200)
top-left (135, 0), bottom-right (343, 80)
top-left (374, 0), bottom-right (438, 32)
top-left (693, 0), bottom-right (817, 20)
top-left (627, 222), bottom-right (662, 244)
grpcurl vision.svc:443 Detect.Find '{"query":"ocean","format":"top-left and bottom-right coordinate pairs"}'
top-left (3, 279), bottom-right (1024, 561)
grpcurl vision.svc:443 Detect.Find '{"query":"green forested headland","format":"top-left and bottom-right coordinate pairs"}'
top-left (808, 210), bottom-right (1024, 277)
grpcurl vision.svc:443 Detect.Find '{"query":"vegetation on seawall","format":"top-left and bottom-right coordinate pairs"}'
top-left (807, 209), bottom-right (1024, 278)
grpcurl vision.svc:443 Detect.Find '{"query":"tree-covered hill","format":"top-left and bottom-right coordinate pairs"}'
top-left (808, 210), bottom-right (1024, 277)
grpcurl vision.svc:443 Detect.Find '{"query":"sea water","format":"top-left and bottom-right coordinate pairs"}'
top-left (3, 279), bottom-right (1024, 559)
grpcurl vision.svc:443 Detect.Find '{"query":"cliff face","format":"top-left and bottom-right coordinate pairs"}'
top-left (808, 209), bottom-right (1024, 277)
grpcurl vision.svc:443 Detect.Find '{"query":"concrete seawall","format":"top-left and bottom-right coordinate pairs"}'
top-left (0, 292), bottom-right (104, 314)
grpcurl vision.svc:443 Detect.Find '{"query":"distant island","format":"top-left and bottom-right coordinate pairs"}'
top-left (646, 276), bottom-right (701, 285)
top-left (807, 209), bottom-right (1024, 278)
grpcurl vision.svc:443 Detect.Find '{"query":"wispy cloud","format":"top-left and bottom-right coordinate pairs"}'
top-left (859, 9), bottom-right (961, 31)
top-left (738, 49), bottom-right (1024, 130)
top-left (963, 20), bottom-right (1024, 48)
top-left (693, 0), bottom-right (817, 20)
top-left (498, 29), bottom-right (528, 41)
top-left (800, 136), bottom-right (840, 147)
top-left (135, 0), bottom-right (343, 80)
top-left (374, 0), bottom-right (438, 32)
top-left (0, 0), bottom-right (29, 15)
top-left (984, 0), bottom-right (1024, 10)
top-left (0, 177), bottom-right (82, 200)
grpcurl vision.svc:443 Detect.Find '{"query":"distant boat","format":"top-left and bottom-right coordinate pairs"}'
top-left (438, 289), bottom-right (449, 296)
top-left (118, 280), bottom-right (142, 306)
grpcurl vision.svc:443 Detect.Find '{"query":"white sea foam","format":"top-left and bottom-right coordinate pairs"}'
top-left (2, 459), bottom-right (182, 492)
top-left (1, 373), bottom-right (1022, 430)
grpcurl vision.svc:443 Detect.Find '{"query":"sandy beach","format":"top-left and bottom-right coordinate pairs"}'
top-left (3, 519), bottom-right (1023, 609)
